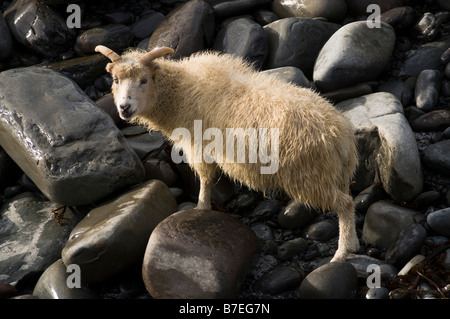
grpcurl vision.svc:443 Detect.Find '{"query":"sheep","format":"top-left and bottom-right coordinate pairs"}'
top-left (95, 45), bottom-right (360, 262)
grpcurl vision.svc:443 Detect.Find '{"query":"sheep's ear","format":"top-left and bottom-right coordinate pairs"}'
top-left (138, 47), bottom-right (174, 67)
top-left (106, 63), bottom-right (113, 73)
top-left (95, 45), bottom-right (122, 63)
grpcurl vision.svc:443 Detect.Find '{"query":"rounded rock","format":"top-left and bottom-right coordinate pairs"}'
top-left (297, 262), bottom-right (357, 299)
top-left (366, 287), bottom-right (390, 299)
top-left (423, 140), bottom-right (450, 176)
top-left (427, 208), bottom-right (450, 237)
top-left (415, 69), bottom-right (441, 112)
top-left (304, 220), bottom-right (338, 242)
top-left (253, 265), bottom-right (303, 294)
top-left (272, 0), bottom-right (347, 23)
top-left (410, 110), bottom-right (450, 132)
top-left (75, 24), bottom-right (133, 54)
top-left (277, 201), bottom-right (317, 229)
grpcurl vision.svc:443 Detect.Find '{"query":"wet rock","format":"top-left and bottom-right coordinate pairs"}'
top-left (213, 0), bottom-right (271, 19)
top-left (277, 201), bottom-right (317, 229)
top-left (366, 287), bottom-right (390, 299)
top-left (313, 21), bottom-right (395, 92)
top-left (0, 192), bottom-right (79, 285)
top-left (251, 200), bottom-right (281, 220)
top-left (131, 12), bottom-right (165, 39)
top-left (423, 140), bottom-right (450, 176)
top-left (415, 70), bottom-right (442, 112)
top-left (354, 184), bottom-right (385, 214)
top-left (0, 14), bottom-right (12, 60)
top-left (416, 12), bottom-right (439, 40)
top-left (254, 9), bottom-right (279, 25)
top-left (95, 93), bottom-right (122, 126)
top-left (380, 6), bottom-right (415, 31)
top-left (33, 259), bottom-right (99, 299)
top-left (253, 265), bottom-right (303, 294)
top-left (121, 126), bottom-right (165, 159)
top-left (262, 67), bottom-right (312, 88)
top-left (0, 284), bottom-right (17, 299)
top-left (62, 180), bottom-right (177, 283)
top-left (47, 54), bottom-right (109, 89)
top-left (297, 262), bottom-right (357, 299)
top-left (277, 238), bottom-right (308, 260)
top-left (336, 93), bottom-right (423, 202)
top-left (0, 67), bottom-right (144, 205)
top-left (304, 220), bottom-right (338, 242)
top-left (362, 201), bottom-right (418, 249)
top-left (4, 0), bottom-right (76, 58)
top-left (142, 209), bottom-right (259, 298)
top-left (272, 0), bottom-right (347, 23)
top-left (410, 110), bottom-right (450, 132)
top-left (378, 80), bottom-right (413, 107)
top-left (75, 24), bottom-right (133, 54)
top-left (385, 224), bottom-right (427, 269)
top-left (264, 18), bottom-right (340, 77)
top-left (148, 0), bottom-right (215, 59)
top-left (427, 207), bottom-right (450, 237)
top-left (401, 36), bottom-right (450, 76)
top-left (213, 17), bottom-right (267, 69)
top-left (398, 254), bottom-right (425, 276)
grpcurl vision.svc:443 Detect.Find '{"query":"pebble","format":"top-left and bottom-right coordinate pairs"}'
top-left (380, 6), bottom-right (415, 31)
top-left (437, 0), bottom-right (450, 11)
top-left (423, 140), bottom-right (450, 176)
top-left (416, 12), bottom-right (439, 40)
top-left (277, 201), bottom-right (317, 229)
top-left (75, 24), bottom-right (133, 54)
top-left (264, 18), bottom-right (340, 77)
top-left (313, 21), bottom-right (395, 92)
top-left (354, 184), bottom-right (385, 214)
top-left (148, 0), bottom-right (215, 59)
top-left (0, 14), bottom-right (12, 60)
top-left (272, 0), bottom-right (347, 23)
top-left (304, 220), bottom-right (338, 242)
top-left (251, 199), bottom-right (281, 220)
top-left (142, 209), bottom-right (259, 298)
top-left (0, 283), bottom-right (17, 299)
top-left (62, 180), bottom-right (177, 283)
top-left (253, 265), bottom-right (303, 294)
top-left (411, 191), bottom-right (442, 210)
top-left (385, 223), bottom-right (427, 269)
top-left (322, 84), bottom-right (373, 103)
top-left (427, 207), bottom-right (450, 236)
top-left (130, 12), bottom-right (165, 39)
top-left (297, 262), bottom-right (357, 299)
top-left (366, 287), bottom-right (390, 299)
top-left (362, 200), bottom-right (418, 249)
top-left (410, 110), bottom-right (450, 132)
top-left (415, 69), bottom-right (442, 112)
top-left (378, 80), bottom-right (413, 107)
top-left (277, 238), bottom-right (308, 260)
top-left (213, 17), bottom-right (267, 69)
top-left (398, 254), bottom-right (426, 276)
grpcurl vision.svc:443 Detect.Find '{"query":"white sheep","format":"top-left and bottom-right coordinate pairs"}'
top-left (95, 45), bottom-right (359, 261)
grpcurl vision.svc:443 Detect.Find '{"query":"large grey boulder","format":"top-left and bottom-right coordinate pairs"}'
top-left (0, 67), bottom-right (144, 206)
top-left (336, 92), bottom-right (423, 202)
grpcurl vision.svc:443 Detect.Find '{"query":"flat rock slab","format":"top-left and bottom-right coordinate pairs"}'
top-left (0, 67), bottom-right (144, 206)
top-left (142, 209), bottom-right (259, 298)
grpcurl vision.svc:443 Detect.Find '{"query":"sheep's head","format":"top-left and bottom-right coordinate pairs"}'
top-left (95, 45), bottom-right (174, 120)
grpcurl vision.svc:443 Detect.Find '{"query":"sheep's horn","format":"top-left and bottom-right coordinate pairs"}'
top-left (95, 45), bottom-right (122, 63)
top-left (138, 47), bottom-right (174, 66)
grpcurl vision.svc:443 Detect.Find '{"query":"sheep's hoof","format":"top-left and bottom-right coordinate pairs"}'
top-left (195, 204), bottom-right (211, 210)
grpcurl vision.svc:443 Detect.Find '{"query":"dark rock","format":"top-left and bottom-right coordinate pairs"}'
top-left (213, 17), bottom-right (267, 69)
top-left (427, 207), bottom-right (450, 236)
top-left (148, 0), bottom-right (215, 59)
top-left (366, 287), bottom-right (390, 299)
top-left (4, 0), bottom-right (76, 58)
top-left (423, 140), bottom-right (450, 176)
top-left (277, 201), bottom-right (317, 229)
top-left (0, 67), bottom-right (144, 205)
top-left (304, 220), bottom-right (338, 242)
top-left (62, 180), bottom-right (177, 283)
top-left (297, 261), bottom-right (357, 299)
top-left (130, 12), bottom-right (165, 40)
top-left (277, 238), bottom-right (308, 260)
top-left (264, 18), bottom-right (340, 77)
top-left (0, 14), bottom-right (12, 60)
top-left (380, 6), bottom-right (415, 31)
top-left (262, 67), bottom-right (312, 88)
top-left (410, 110), bottom-right (450, 132)
top-left (213, 0), bottom-right (271, 19)
top-left (272, 0), bottom-right (347, 23)
top-left (354, 184), bottom-right (385, 214)
top-left (251, 200), bottom-right (281, 220)
top-left (346, 0), bottom-right (404, 16)
top-left (142, 209), bottom-right (259, 298)
top-left (75, 24), bottom-right (133, 54)
top-left (253, 265), bottom-right (303, 294)
top-left (415, 69), bottom-right (441, 112)
top-left (378, 80), bottom-right (413, 107)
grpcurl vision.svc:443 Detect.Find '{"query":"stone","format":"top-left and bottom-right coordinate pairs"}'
top-left (313, 21), bottom-right (395, 92)
top-left (277, 201), bottom-right (317, 229)
top-left (423, 140), bottom-right (450, 176)
top-left (297, 262), bottom-right (357, 299)
top-left (400, 36), bottom-right (450, 77)
top-left (95, 93), bottom-right (123, 126)
top-left (0, 67), bottom-right (144, 206)
top-left (427, 208), bottom-right (450, 237)
top-left (336, 93), bottom-right (423, 201)
top-left (254, 9), bottom-right (279, 25)
top-left (304, 220), bottom-right (338, 242)
top-left (213, 17), bottom-right (267, 69)
top-left (362, 201), bottom-right (418, 249)
top-left (398, 255), bottom-right (425, 276)
top-left (410, 110), bottom-right (450, 132)
top-left (0, 14), bottom-right (12, 60)
top-left (130, 12), bottom-right (165, 39)
top-left (262, 67), bottom-right (312, 88)
top-left (121, 126), bottom-right (165, 159)
top-left (264, 18), bottom-right (340, 77)
top-left (62, 180), bottom-right (177, 283)
top-left (0, 283), bottom-right (17, 299)
top-left (4, 0), bottom-right (76, 58)
top-left (415, 70), bottom-right (442, 112)
top-left (0, 192), bottom-right (80, 285)
top-left (416, 13), bottom-right (438, 40)
top-left (380, 6), bottom-right (415, 31)
top-left (411, 191), bottom-right (441, 210)
top-left (251, 199), bottom-right (281, 220)
top-left (323, 84), bottom-right (373, 103)
top-left (75, 24), bottom-right (133, 54)
top-left (253, 265), bottom-right (303, 294)
top-left (33, 259), bottom-right (99, 299)
top-left (437, 0), bottom-right (450, 10)
top-left (385, 224), bottom-right (427, 269)
top-left (277, 238), bottom-right (308, 260)
top-left (148, 0), bottom-right (215, 59)
top-left (213, 0), bottom-right (271, 19)
top-left (366, 287), bottom-right (390, 299)
top-left (142, 209), bottom-right (259, 298)
top-left (354, 184), bottom-right (385, 214)
top-left (272, 0), bottom-right (347, 23)
top-left (47, 54), bottom-right (109, 89)
top-left (378, 80), bottom-right (413, 107)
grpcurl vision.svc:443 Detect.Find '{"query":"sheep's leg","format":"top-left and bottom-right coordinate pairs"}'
top-left (196, 176), bottom-right (212, 210)
top-left (331, 192), bottom-right (360, 262)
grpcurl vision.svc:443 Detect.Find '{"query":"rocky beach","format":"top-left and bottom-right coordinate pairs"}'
top-left (0, 0), bottom-right (449, 301)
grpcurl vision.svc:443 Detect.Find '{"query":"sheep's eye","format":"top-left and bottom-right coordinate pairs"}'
top-left (140, 78), bottom-right (148, 85)
top-left (113, 76), bottom-right (118, 84)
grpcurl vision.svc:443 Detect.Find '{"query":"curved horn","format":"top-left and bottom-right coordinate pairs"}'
top-left (138, 47), bottom-right (174, 66)
top-left (95, 45), bottom-right (122, 63)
